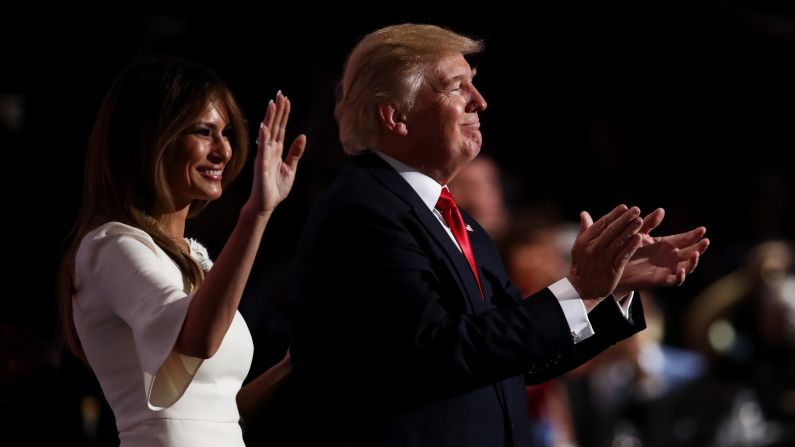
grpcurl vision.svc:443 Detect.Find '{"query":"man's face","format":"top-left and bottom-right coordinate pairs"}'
top-left (404, 54), bottom-right (487, 184)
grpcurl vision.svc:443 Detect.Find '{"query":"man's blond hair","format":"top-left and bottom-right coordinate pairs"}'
top-left (335, 24), bottom-right (483, 154)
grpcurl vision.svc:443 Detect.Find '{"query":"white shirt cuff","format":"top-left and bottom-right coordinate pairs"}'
top-left (613, 291), bottom-right (634, 320)
top-left (549, 278), bottom-right (594, 344)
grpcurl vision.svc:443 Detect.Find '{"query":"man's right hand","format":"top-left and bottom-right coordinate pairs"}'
top-left (567, 205), bottom-right (643, 310)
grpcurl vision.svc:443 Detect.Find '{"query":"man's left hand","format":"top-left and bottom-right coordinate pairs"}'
top-left (613, 208), bottom-right (709, 299)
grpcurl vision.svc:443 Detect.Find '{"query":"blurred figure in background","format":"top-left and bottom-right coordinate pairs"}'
top-left (449, 155), bottom-right (509, 241)
top-left (502, 213), bottom-right (580, 447)
top-left (687, 240), bottom-right (795, 446)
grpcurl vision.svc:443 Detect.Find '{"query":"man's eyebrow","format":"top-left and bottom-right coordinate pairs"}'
top-left (445, 70), bottom-right (476, 84)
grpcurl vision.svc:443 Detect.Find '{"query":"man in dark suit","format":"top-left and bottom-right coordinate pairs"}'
top-left (288, 23), bottom-right (709, 447)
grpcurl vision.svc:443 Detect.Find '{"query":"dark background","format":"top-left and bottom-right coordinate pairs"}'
top-left (3, 1), bottom-right (795, 444)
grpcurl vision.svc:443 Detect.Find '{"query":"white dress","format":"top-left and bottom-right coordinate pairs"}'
top-left (73, 222), bottom-right (253, 446)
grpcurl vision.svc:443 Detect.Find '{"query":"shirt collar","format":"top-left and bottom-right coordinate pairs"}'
top-left (374, 151), bottom-right (445, 212)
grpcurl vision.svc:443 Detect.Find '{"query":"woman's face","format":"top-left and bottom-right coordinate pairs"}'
top-left (167, 103), bottom-right (233, 210)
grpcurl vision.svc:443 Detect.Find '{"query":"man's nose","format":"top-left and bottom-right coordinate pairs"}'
top-left (467, 87), bottom-right (487, 113)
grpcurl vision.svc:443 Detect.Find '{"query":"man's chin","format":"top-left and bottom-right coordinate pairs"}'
top-left (467, 143), bottom-right (482, 160)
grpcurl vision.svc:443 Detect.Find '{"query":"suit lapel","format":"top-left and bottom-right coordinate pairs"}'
top-left (355, 152), bottom-right (487, 310)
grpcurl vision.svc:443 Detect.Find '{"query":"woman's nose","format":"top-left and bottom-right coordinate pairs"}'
top-left (209, 137), bottom-right (232, 163)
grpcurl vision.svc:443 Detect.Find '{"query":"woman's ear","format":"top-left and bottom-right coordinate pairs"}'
top-left (377, 103), bottom-right (408, 136)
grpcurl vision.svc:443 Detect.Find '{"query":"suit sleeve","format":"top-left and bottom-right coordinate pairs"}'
top-left (290, 204), bottom-right (643, 404)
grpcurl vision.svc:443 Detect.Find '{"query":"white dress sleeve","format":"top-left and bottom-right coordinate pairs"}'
top-left (76, 223), bottom-right (203, 410)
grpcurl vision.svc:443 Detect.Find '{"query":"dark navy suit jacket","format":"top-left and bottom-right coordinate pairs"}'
top-left (288, 151), bottom-right (645, 446)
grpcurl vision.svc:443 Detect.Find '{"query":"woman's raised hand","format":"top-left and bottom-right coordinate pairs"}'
top-left (250, 90), bottom-right (306, 215)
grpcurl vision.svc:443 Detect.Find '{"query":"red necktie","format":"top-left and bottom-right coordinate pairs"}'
top-left (436, 188), bottom-right (483, 297)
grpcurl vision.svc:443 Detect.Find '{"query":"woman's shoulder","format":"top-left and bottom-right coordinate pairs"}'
top-left (78, 221), bottom-right (160, 259)
top-left (88, 221), bottom-right (149, 238)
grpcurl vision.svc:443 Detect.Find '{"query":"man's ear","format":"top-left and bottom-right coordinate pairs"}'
top-left (377, 103), bottom-right (408, 136)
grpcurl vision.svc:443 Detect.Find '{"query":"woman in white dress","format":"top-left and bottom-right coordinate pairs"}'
top-left (58, 57), bottom-right (306, 446)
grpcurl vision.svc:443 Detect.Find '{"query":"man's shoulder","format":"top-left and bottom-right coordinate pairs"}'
top-left (322, 155), bottom-right (402, 207)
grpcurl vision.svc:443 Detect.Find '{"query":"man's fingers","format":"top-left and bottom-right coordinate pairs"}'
top-left (639, 208), bottom-right (665, 235)
top-left (606, 216), bottom-right (643, 259)
top-left (682, 250), bottom-right (700, 274)
top-left (581, 204), bottom-right (628, 240)
top-left (596, 207), bottom-right (641, 252)
top-left (697, 237), bottom-right (710, 255)
top-left (613, 233), bottom-right (642, 270)
top-left (664, 227), bottom-right (707, 248)
top-left (676, 268), bottom-right (686, 285)
top-left (579, 211), bottom-right (593, 235)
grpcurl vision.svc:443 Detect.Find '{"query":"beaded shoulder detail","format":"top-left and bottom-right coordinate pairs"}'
top-left (185, 237), bottom-right (214, 272)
